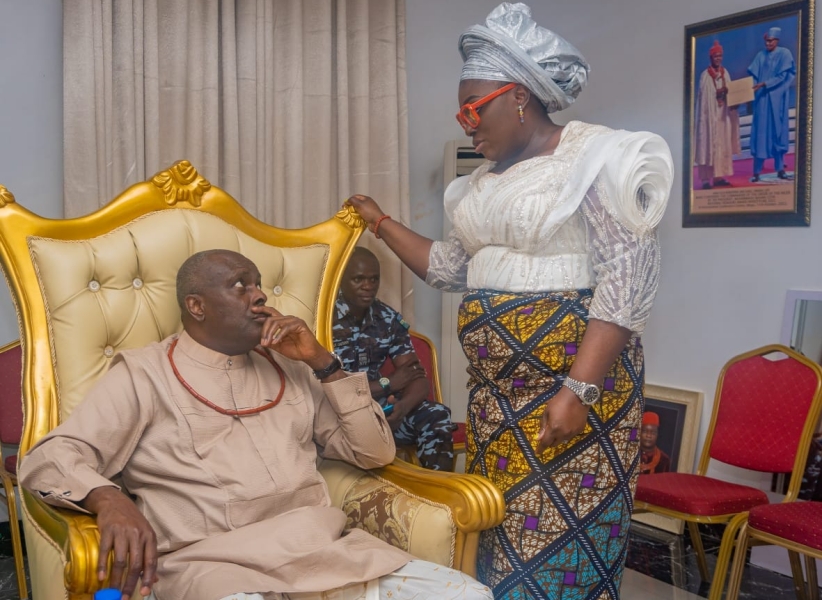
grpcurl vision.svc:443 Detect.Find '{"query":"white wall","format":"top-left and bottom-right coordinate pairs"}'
top-left (0, 0), bottom-right (63, 346)
top-left (407, 0), bottom-right (822, 477)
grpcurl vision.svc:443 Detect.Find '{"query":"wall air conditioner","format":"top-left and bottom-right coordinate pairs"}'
top-left (440, 141), bottom-right (485, 470)
top-left (443, 140), bottom-right (484, 195)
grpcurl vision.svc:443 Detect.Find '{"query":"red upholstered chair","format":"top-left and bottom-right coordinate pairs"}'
top-left (726, 501), bottom-right (822, 600)
top-left (0, 340), bottom-right (28, 600)
top-left (634, 344), bottom-right (822, 600)
top-left (380, 330), bottom-right (466, 469)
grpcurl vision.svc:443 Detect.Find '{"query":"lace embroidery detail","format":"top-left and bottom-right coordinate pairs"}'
top-left (427, 120), bottom-right (664, 333)
top-left (582, 179), bottom-right (661, 333)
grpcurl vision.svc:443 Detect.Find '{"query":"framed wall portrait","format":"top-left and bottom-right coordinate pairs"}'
top-left (682, 0), bottom-right (814, 227)
top-left (632, 384), bottom-right (704, 534)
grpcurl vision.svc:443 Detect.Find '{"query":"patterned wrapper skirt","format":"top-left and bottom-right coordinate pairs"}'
top-left (458, 289), bottom-right (644, 600)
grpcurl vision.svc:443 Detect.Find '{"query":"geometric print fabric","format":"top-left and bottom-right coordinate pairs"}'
top-left (458, 290), bottom-right (644, 599)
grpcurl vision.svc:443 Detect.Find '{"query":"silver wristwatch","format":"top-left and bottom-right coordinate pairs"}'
top-left (563, 377), bottom-right (601, 406)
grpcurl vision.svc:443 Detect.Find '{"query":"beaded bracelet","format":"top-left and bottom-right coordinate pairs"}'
top-left (373, 215), bottom-right (392, 239)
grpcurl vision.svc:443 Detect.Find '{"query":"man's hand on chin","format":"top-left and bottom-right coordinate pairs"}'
top-left (255, 306), bottom-right (325, 363)
top-left (82, 486), bottom-right (159, 598)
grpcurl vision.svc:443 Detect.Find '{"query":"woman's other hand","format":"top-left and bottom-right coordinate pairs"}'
top-left (536, 388), bottom-right (590, 453)
top-left (346, 194), bottom-right (385, 229)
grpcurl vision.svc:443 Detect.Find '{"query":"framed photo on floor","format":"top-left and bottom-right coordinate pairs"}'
top-left (632, 384), bottom-right (704, 534)
top-left (682, 0), bottom-right (814, 227)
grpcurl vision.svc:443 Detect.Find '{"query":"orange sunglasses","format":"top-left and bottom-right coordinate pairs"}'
top-left (455, 82), bottom-right (517, 129)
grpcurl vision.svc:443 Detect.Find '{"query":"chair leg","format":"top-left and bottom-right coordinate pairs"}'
top-left (805, 556), bottom-right (819, 600)
top-left (725, 519), bottom-right (750, 600)
top-left (787, 551), bottom-right (808, 600)
top-left (688, 521), bottom-right (711, 582)
top-left (1, 475), bottom-right (29, 600)
top-left (708, 513), bottom-right (748, 600)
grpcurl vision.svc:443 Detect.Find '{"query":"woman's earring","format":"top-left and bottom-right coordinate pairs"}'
top-left (518, 104), bottom-right (525, 124)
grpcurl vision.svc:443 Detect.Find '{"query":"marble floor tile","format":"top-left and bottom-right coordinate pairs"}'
top-left (0, 555), bottom-right (29, 600)
top-left (622, 569), bottom-right (703, 600)
top-left (626, 521), bottom-right (816, 599)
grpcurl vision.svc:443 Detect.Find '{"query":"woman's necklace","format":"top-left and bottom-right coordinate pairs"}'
top-left (167, 338), bottom-right (286, 417)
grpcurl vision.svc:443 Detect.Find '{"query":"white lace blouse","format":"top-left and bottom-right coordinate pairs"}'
top-left (426, 121), bottom-right (674, 334)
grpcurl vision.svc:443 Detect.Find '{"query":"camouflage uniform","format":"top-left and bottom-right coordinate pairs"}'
top-left (333, 294), bottom-right (455, 470)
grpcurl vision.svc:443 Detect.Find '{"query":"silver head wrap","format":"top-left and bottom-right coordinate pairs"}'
top-left (459, 2), bottom-right (590, 113)
top-left (767, 26), bottom-right (782, 39)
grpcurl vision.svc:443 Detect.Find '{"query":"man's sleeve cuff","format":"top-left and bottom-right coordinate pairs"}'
top-left (321, 371), bottom-right (375, 415)
top-left (33, 475), bottom-right (121, 514)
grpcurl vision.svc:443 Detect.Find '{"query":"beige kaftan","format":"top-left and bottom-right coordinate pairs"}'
top-left (19, 332), bottom-right (411, 600)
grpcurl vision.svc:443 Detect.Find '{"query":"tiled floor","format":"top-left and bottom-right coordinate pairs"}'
top-left (0, 519), bottom-right (814, 599)
top-left (625, 521), bottom-right (812, 599)
top-left (0, 556), bottom-right (29, 600)
top-left (623, 569), bottom-right (702, 600)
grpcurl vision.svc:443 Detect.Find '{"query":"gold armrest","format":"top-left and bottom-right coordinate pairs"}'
top-left (374, 460), bottom-right (504, 532)
top-left (24, 461), bottom-right (505, 589)
top-left (373, 459), bottom-right (504, 576)
top-left (23, 490), bottom-right (101, 594)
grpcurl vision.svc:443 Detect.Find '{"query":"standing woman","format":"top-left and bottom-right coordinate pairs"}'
top-left (347, 2), bottom-right (673, 598)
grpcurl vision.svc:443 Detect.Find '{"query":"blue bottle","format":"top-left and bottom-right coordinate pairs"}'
top-left (94, 589), bottom-right (122, 600)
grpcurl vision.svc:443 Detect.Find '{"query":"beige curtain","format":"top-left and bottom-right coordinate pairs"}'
top-left (63, 0), bottom-right (413, 316)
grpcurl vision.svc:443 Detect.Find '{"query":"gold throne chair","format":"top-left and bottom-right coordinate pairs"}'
top-left (0, 161), bottom-right (504, 600)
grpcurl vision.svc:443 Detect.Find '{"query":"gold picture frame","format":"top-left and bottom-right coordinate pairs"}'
top-left (632, 384), bottom-right (704, 534)
top-left (683, 0), bottom-right (814, 227)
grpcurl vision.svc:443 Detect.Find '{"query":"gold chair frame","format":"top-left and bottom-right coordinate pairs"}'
top-left (0, 161), bottom-right (504, 599)
top-left (725, 509), bottom-right (821, 600)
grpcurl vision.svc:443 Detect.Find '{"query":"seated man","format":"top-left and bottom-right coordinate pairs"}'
top-left (19, 250), bottom-right (491, 600)
top-left (333, 247), bottom-right (456, 471)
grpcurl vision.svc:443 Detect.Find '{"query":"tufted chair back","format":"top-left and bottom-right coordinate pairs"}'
top-left (30, 210), bottom-right (334, 423)
top-left (708, 350), bottom-right (822, 473)
top-left (0, 161), bottom-right (366, 599)
top-left (0, 161), bottom-right (363, 448)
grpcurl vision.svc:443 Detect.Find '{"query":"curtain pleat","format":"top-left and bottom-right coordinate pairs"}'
top-left (63, 0), bottom-right (412, 318)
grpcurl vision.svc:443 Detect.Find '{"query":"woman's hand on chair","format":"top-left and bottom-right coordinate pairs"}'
top-left (345, 194), bottom-right (385, 229)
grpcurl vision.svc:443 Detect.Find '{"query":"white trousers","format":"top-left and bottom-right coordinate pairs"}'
top-left (216, 559), bottom-right (493, 600)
